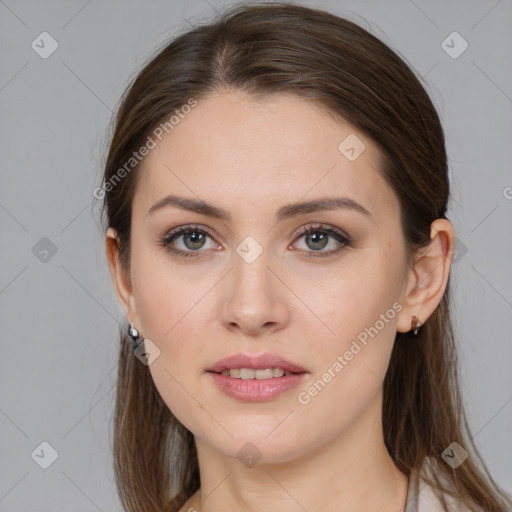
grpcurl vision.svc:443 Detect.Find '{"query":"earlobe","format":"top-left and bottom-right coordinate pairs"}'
top-left (105, 227), bottom-right (135, 320)
top-left (396, 219), bottom-right (455, 334)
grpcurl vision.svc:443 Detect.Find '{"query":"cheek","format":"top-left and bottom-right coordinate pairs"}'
top-left (133, 269), bottom-right (209, 431)
top-left (294, 297), bottom-right (399, 441)
top-left (129, 246), bottom-right (219, 414)
top-left (291, 250), bottom-right (403, 406)
top-left (289, 251), bottom-right (403, 346)
top-left (130, 243), bottom-right (210, 348)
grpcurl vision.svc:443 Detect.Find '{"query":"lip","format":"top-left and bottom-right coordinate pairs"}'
top-left (206, 353), bottom-right (309, 402)
top-left (207, 353), bottom-right (308, 374)
top-left (209, 372), bottom-right (307, 402)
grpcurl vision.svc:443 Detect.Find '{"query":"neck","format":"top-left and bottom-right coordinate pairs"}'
top-left (187, 391), bottom-right (409, 512)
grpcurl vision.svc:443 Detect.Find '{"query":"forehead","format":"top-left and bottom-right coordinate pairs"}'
top-left (133, 90), bottom-right (397, 221)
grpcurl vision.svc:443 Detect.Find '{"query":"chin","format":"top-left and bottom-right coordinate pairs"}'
top-left (195, 414), bottom-right (317, 464)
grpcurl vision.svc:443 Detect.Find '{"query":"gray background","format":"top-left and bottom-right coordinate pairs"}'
top-left (1, 0), bottom-right (511, 510)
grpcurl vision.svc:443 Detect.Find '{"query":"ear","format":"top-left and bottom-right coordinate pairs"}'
top-left (105, 227), bottom-right (140, 327)
top-left (396, 219), bottom-right (455, 333)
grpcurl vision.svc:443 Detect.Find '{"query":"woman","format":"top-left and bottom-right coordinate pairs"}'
top-left (100, 2), bottom-right (512, 511)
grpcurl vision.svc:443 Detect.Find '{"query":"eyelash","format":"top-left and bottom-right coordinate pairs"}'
top-left (157, 223), bottom-right (353, 259)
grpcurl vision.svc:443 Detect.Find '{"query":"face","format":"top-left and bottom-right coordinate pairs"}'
top-left (121, 90), bottom-right (412, 463)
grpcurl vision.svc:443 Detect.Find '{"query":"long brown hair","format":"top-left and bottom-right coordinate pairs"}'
top-left (100, 3), bottom-right (512, 511)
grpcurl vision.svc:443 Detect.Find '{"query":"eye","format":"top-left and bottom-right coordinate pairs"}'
top-left (158, 223), bottom-right (353, 259)
top-left (157, 224), bottom-right (220, 258)
top-left (291, 223), bottom-right (352, 258)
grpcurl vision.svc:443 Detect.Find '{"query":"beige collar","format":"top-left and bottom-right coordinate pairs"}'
top-left (405, 466), bottom-right (473, 512)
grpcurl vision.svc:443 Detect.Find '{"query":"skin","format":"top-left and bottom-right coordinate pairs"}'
top-left (106, 90), bottom-right (455, 512)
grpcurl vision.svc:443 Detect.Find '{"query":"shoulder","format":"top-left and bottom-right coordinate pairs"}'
top-left (409, 461), bottom-right (478, 512)
top-left (417, 479), bottom-right (473, 512)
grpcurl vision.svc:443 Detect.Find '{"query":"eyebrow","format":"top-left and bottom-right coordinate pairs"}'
top-left (147, 194), bottom-right (371, 221)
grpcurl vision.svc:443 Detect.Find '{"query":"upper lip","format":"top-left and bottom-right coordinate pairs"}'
top-left (207, 353), bottom-right (308, 374)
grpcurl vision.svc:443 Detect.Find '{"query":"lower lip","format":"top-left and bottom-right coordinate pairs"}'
top-left (208, 371), bottom-right (307, 402)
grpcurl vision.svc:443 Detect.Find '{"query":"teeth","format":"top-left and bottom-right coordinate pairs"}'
top-left (220, 367), bottom-right (287, 379)
top-left (240, 368), bottom-right (254, 380)
top-left (255, 368), bottom-right (273, 379)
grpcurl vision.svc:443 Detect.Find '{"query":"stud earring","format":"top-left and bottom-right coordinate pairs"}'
top-left (128, 322), bottom-right (143, 348)
top-left (410, 315), bottom-right (422, 336)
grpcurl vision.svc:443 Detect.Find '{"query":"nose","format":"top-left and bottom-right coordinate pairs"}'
top-left (219, 246), bottom-right (290, 337)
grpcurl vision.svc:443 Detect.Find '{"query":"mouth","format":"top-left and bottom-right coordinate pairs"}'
top-left (206, 353), bottom-right (308, 401)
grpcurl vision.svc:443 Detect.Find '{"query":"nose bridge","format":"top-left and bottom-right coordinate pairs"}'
top-left (220, 234), bottom-right (288, 334)
top-left (232, 236), bottom-right (275, 303)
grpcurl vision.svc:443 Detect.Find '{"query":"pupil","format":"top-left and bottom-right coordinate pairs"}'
top-left (307, 232), bottom-right (328, 250)
top-left (184, 231), bottom-right (205, 250)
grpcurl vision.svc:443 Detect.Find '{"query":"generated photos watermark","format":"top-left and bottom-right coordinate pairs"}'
top-left (297, 301), bottom-right (403, 405)
top-left (94, 97), bottom-right (198, 200)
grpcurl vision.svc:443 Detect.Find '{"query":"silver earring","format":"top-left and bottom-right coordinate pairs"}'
top-left (128, 322), bottom-right (143, 348)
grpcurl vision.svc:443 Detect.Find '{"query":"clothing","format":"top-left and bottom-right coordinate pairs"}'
top-left (405, 467), bottom-right (473, 512)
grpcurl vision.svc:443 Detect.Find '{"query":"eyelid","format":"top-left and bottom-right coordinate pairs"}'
top-left (165, 223), bottom-right (215, 239)
top-left (292, 223), bottom-right (351, 242)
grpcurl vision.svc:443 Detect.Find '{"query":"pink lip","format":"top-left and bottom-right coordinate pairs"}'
top-left (208, 372), bottom-right (307, 402)
top-left (207, 353), bottom-right (308, 374)
top-left (206, 353), bottom-right (309, 402)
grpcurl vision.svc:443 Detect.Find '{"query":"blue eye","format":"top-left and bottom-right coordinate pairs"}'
top-left (157, 225), bottom-right (219, 258)
top-left (292, 223), bottom-right (352, 258)
top-left (158, 223), bottom-right (352, 259)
